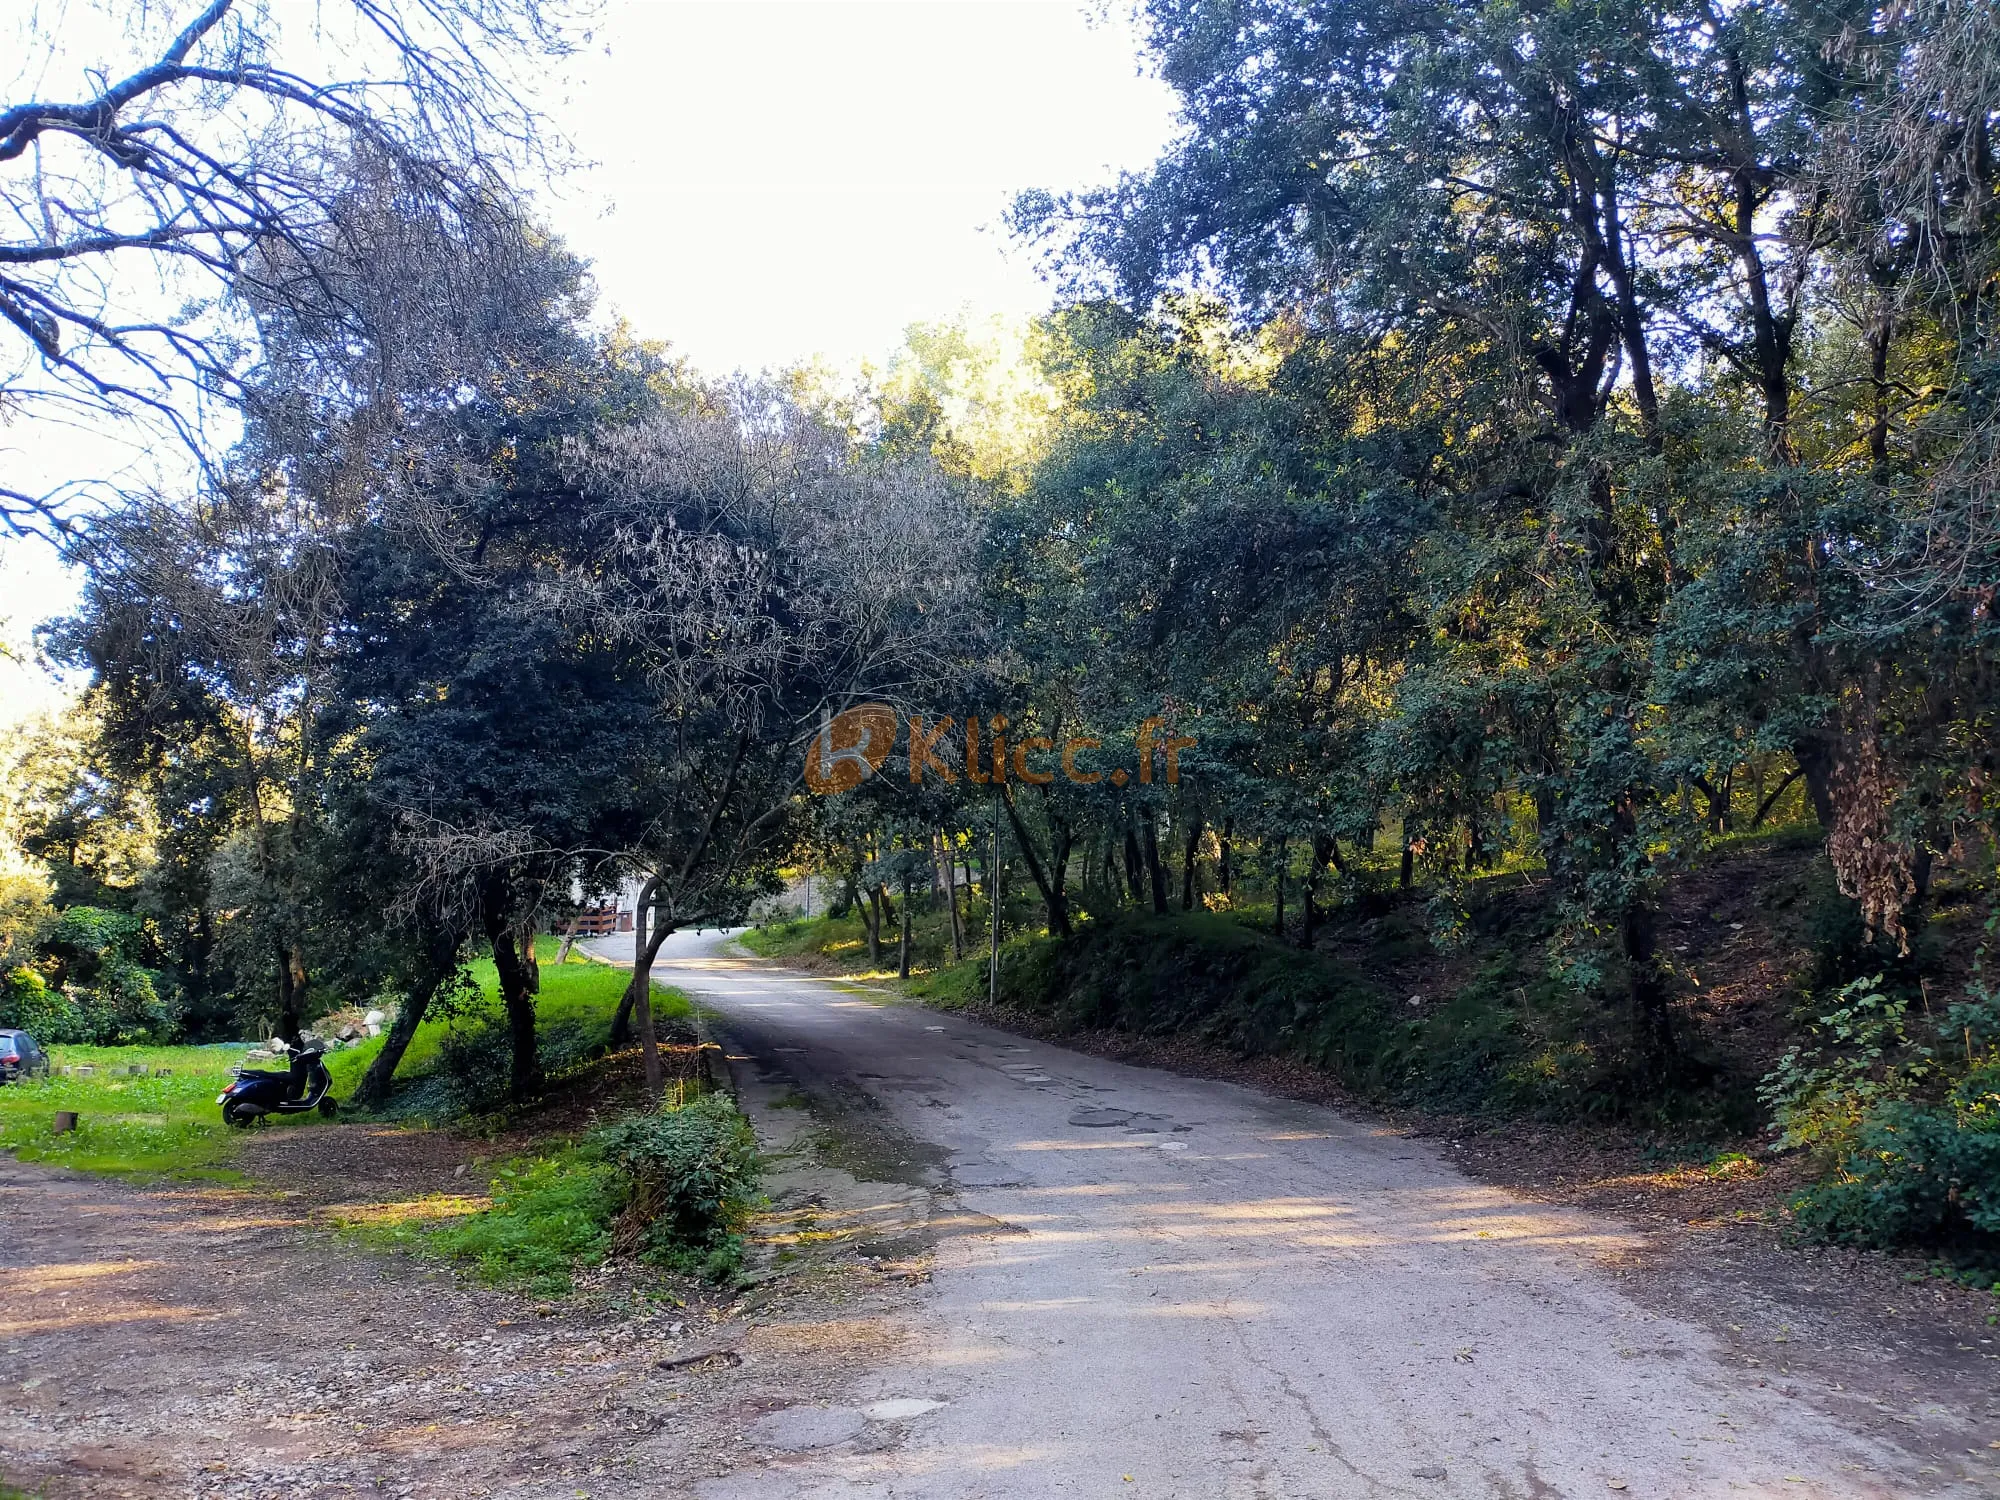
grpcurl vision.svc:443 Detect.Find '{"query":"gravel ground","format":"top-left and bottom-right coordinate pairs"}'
top-left (0, 1106), bottom-right (935, 1499)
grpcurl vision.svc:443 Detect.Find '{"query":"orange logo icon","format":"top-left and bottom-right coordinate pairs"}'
top-left (804, 704), bottom-right (898, 794)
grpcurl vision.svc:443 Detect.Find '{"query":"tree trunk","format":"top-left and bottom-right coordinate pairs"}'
top-left (630, 931), bottom-right (670, 1104)
top-left (1399, 843), bottom-right (1414, 891)
top-left (1123, 822), bottom-right (1145, 905)
top-left (866, 885), bottom-right (883, 967)
top-left (611, 877), bottom-right (657, 1047)
top-left (1304, 833), bottom-right (1334, 944)
top-left (1693, 773), bottom-right (1733, 835)
top-left (515, 922), bottom-right (541, 994)
top-left (487, 922), bottom-right (541, 1104)
top-left (898, 870), bottom-right (913, 979)
top-left (1272, 835), bottom-right (1287, 941)
top-left (1180, 817), bottom-right (1205, 910)
top-left (1611, 795), bottom-right (1675, 1071)
top-left (354, 942), bottom-right (454, 1110)
top-left (274, 940), bottom-right (307, 1045)
top-left (940, 831), bottom-right (964, 960)
top-left (1794, 738), bottom-right (1838, 829)
top-left (1000, 792), bottom-right (1073, 939)
top-left (1218, 819), bottom-right (1233, 896)
top-left (1623, 896), bottom-right (1675, 1070)
top-left (1143, 815), bottom-right (1168, 914)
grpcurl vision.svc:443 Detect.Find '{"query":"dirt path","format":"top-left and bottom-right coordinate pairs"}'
top-left (0, 1112), bottom-right (927, 1498)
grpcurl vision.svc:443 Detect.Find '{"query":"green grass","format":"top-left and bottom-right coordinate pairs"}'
top-left (342, 1144), bottom-right (622, 1297)
top-left (330, 937), bottom-right (691, 1116)
top-left (0, 938), bottom-right (690, 1173)
top-left (0, 1042), bottom-right (273, 1179)
top-left (338, 1093), bottom-right (758, 1295)
top-left (740, 899), bottom-right (1020, 978)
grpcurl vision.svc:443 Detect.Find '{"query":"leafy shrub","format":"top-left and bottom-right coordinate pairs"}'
top-left (1766, 965), bottom-right (2000, 1281)
top-left (433, 1026), bottom-right (514, 1117)
top-left (425, 1152), bottom-right (623, 1296)
top-left (1760, 975), bottom-right (1935, 1150)
top-left (383, 1095), bottom-right (763, 1293)
top-left (592, 1093), bottom-right (760, 1278)
top-left (0, 966), bottom-right (87, 1042)
top-left (1786, 1092), bottom-right (2000, 1282)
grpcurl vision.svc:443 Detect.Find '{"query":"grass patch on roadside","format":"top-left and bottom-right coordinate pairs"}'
top-left (737, 913), bottom-right (874, 964)
top-left (337, 1093), bottom-right (759, 1295)
top-left (742, 904), bottom-right (1015, 980)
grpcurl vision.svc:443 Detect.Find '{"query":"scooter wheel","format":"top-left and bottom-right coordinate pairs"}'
top-left (222, 1102), bottom-right (258, 1128)
top-left (318, 1097), bottom-right (339, 1118)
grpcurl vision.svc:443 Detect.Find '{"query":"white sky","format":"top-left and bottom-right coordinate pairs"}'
top-left (0, 0), bottom-right (1180, 727)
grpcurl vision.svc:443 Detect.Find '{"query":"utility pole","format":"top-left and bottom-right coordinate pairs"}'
top-left (989, 788), bottom-right (1002, 1006)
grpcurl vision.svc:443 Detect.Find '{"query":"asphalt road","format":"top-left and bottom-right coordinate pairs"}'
top-left (617, 929), bottom-right (1951, 1500)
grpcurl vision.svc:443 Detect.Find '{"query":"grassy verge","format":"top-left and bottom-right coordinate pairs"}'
top-left (741, 904), bottom-right (997, 978)
top-left (335, 1093), bottom-right (758, 1295)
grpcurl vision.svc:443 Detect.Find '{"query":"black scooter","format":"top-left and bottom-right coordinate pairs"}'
top-left (218, 1039), bottom-right (338, 1125)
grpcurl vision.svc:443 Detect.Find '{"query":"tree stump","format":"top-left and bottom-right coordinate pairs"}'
top-left (53, 1111), bottom-right (78, 1134)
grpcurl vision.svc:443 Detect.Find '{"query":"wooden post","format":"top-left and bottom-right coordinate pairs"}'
top-left (53, 1111), bottom-right (78, 1134)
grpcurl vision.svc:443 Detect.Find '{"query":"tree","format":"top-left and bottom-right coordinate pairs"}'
top-left (0, 0), bottom-right (578, 536)
top-left (565, 384), bottom-right (980, 1097)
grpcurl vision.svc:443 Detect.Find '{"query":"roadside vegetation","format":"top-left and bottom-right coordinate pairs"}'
top-left (0, 933), bottom-right (755, 1296)
top-left (752, 825), bottom-right (2000, 1290)
top-left (337, 1093), bottom-right (759, 1296)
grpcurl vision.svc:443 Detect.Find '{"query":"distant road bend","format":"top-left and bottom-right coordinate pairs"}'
top-left (624, 929), bottom-right (1942, 1500)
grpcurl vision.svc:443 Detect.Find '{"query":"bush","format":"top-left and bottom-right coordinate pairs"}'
top-left (1787, 1087), bottom-right (2000, 1283)
top-left (0, 966), bottom-right (87, 1042)
top-left (1760, 974), bottom-right (1936, 1151)
top-left (373, 1095), bottom-right (764, 1293)
top-left (1767, 967), bottom-right (2000, 1281)
top-left (592, 1093), bottom-right (760, 1278)
top-left (432, 1025), bottom-right (516, 1117)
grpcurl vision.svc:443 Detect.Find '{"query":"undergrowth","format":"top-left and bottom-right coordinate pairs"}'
top-left (345, 1093), bottom-right (760, 1295)
top-left (914, 910), bottom-right (1749, 1132)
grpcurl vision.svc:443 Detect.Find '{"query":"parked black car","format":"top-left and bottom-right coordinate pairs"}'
top-left (0, 1029), bottom-right (50, 1083)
